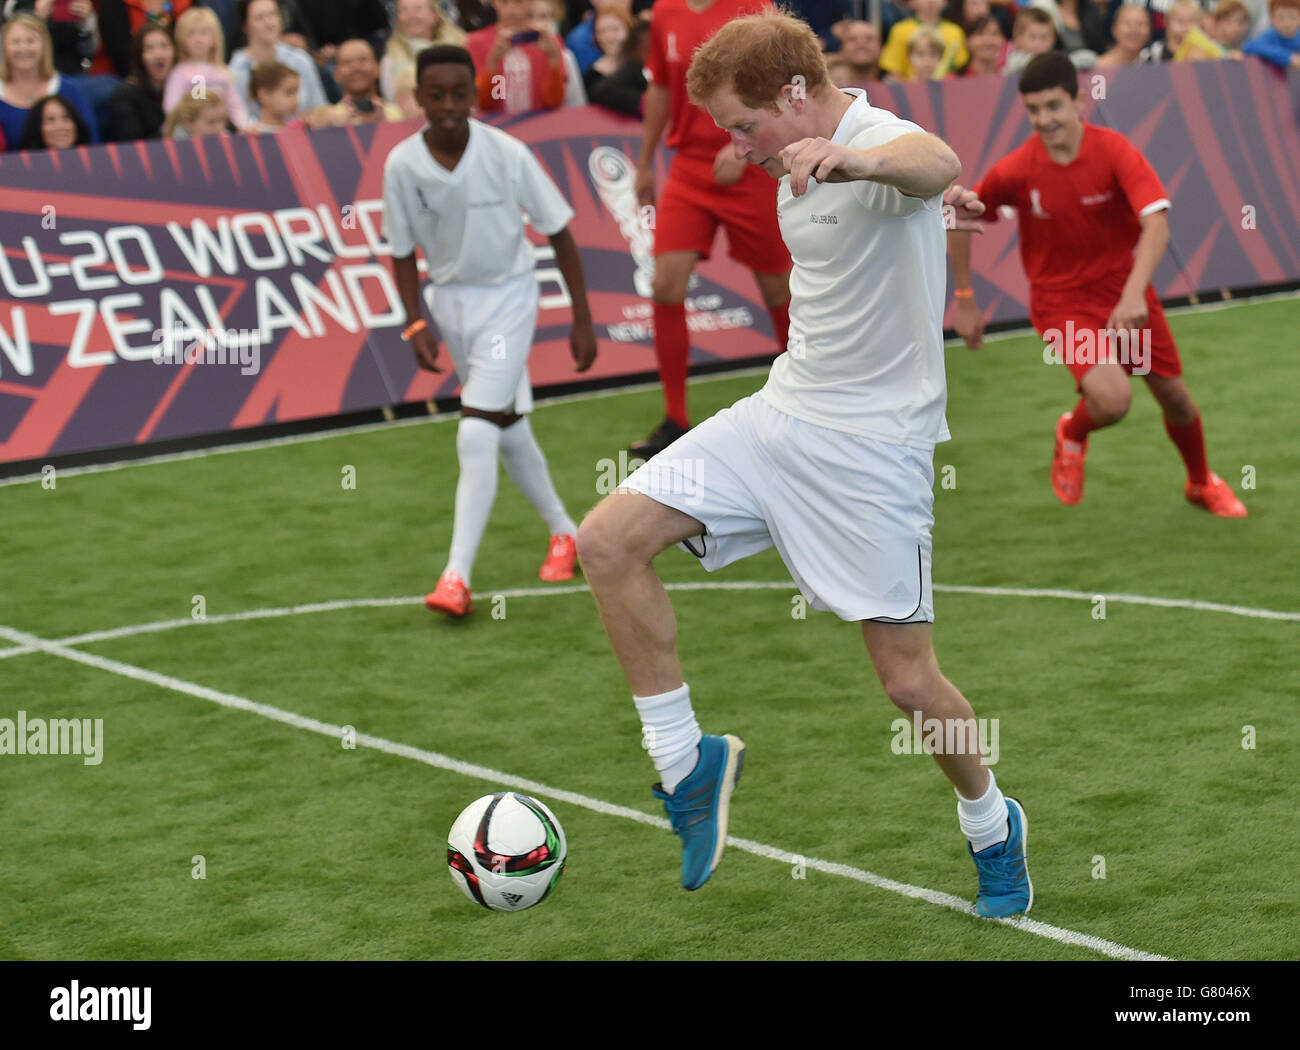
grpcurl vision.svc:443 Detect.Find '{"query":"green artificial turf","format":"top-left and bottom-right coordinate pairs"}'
top-left (1, 296), bottom-right (1296, 960)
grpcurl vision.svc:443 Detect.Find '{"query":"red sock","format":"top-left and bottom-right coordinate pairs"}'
top-left (1062, 399), bottom-right (1099, 443)
top-left (1164, 414), bottom-right (1209, 485)
top-left (652, 301), bottom-right (690, 428)
top-left (768, 301), bottom-right (790, 354)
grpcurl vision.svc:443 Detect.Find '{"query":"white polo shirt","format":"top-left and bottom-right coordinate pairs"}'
top-left (382, 119), bottom-right (575, 286)
top-left (759, 89), bottom-right (951, 450)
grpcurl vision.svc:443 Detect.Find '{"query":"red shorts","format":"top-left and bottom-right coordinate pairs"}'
top-left (1031, 281), bottom-right (1182, 393)
top-left (654, 151), bottom-right (790, 273)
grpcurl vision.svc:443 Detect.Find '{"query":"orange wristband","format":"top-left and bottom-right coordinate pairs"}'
top-left (953, 288), bottom-right (974, 300)
top-left (401, 319), bottom-right (428, 341)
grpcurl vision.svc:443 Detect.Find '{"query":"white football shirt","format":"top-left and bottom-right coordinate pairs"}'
top-left (382, 119), bottom-right (575, 286)
top-left (759, 88), bottom-right (951, 449)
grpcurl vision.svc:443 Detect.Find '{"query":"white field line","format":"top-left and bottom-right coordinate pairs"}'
top-left (0, 579), bottom-right (1292, 663)
top-left (3, 287), bottom-right (1294, 489)
top-left (0, 620), bottom-right (1169, 962)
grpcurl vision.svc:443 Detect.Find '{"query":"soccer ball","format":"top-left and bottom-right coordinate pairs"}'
top-left (446, 792), bottom-right (566, 911)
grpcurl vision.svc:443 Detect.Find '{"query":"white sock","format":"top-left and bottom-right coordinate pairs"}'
top-left (499, 416), bottom-right (577, 536)
top-left (444, 417), bottom-right (501, 587)
top-left (633, 683), bottom-right (702, 794)
top-left (956, 769), bottom-right (1009, 853)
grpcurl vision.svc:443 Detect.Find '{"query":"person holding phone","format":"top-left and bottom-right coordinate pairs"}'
top-left (302, 37), bottom-right (401, 126)
top-left (465, 0), bottom-right (568, 114)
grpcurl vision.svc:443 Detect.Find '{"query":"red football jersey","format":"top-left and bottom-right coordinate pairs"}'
top-left (647, 0), bottom-right (773, 160)
top-left (973, 123), bottom-right (1170, 296)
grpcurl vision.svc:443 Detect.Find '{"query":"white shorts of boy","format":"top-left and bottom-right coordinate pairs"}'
top-left (620, 393), bottom-right (936, 623)
top-left (428, 271), bottom-right (538, 414)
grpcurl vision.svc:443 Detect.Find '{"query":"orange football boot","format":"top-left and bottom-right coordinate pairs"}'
top-left (539, 534), bottom-right (577, 582)
top-left (1051, 412), bottom-right (1087, 506)
top-left (1185, 472), bottom-right (1247, 518)
top-left (426, 571), bottom-right (471, 617)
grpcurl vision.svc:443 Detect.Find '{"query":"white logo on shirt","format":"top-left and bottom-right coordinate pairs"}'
top-left (1029, 188), bottom-right (1051, 219)
top-left (1080, 191), bottom-right (1114, 206)
top-left (667, 32), bottom-right (681, 62)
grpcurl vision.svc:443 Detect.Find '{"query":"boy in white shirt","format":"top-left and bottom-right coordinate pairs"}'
top-left (384, 45), bottom-right (598, 617)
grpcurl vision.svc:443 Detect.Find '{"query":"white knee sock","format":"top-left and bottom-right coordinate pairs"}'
top-left (633, 683), bottom-right (702, 794)
top-left (956, 768), bottom-right (1009, 853)
top-left (445, 417), bottom-right (501, 587)
top-left (499, 416), bottom-right (577, 536)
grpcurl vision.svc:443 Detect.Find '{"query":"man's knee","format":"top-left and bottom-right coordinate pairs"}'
top-left (1085, 377), bottom-right (1131, 425)
top-left (877, 666), bottom-right (941, 714)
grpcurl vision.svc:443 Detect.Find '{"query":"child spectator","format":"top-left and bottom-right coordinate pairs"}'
top-left (962, 13), bottom-right (1008, 74)
top-left (1095, 3), bottom-right (1152, 66)
top-left (381, 0), bottom-right (467, 105)
top-left (566, 0), bottom-right (635, 73)
top-left (245, 60), bottom-right (300, 132)
top-left (1149, 0), bottom-right (1203, 59)
top-left (0, 12), bottom-right (99, 146)
top-left (1243, 0), bottom-right (1300, 66)
top-left (162, 85), bottom-right (227, 137)
top-left (1210, 0), bottom-right (1254, 51)
top-left (1029, 0), bottom-right (1111, 68)
top-left (906, 24), bottom-right (951, 77)
top-left (108, 20), bottom-right (174, 140)
top-left (163, 6), bottom-right (252, 129)
top-left (231, 0), bottom-right (327, 122)
top-left (465, 0), bottom-right (568, 115)
top-left (581, 3), bottom-right (628, 98)
top-left (881, 0), bottom-right (969, 79)
top-left (585, 11), bottom-right (647, 115)
top-left (1003, 7), bottom-right (1059, 74)
top-left (17, 92), bottom-right (91, 149)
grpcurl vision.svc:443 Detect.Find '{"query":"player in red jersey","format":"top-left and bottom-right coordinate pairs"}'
top-left (948, 53), bottom-right (1247, 517)
top-left (628, 0), bottom-right (793, 459)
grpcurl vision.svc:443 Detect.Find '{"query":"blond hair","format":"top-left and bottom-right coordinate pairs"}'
top-left (0, 13), bottom-right (56, 83)
top-left (385, 0), bottom-right (466, 69)
top-left (686, 8), bottom-right (831, 113)
top-left (174, 6), bottom-right (227, 65)
top-left (909, 26), bottom-right (947, 58)
top-left (163, 88), bottom-right (227, 138)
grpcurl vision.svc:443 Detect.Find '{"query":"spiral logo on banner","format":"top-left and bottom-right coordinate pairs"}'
top-left (587, 146), bottom-right (657, 300)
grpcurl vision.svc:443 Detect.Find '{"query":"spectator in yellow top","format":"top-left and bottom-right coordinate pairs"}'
top-left (880, 0), bottom-right (969, 79)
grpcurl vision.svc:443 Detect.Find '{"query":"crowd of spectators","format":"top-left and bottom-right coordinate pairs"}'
top-left (0, 0), bottom-right (1294, 152)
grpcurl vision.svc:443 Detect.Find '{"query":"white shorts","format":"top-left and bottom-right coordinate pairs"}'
top-left (620, 393), bottom-right (936, 623)
top-left (428, 272), bottom-right (537, 414)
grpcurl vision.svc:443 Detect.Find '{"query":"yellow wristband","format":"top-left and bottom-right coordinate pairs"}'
top-left (401, 319), bottom-right (428, 341)
top-left (953, 288), bottom-right (974, 300)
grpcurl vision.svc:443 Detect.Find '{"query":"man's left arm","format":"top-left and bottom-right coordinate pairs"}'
top-left (1108, 207), bottom-right (1169, 331)
top-left (1109, 137), bottom-right (1173, 332)
top-left (780, 131), bottom-right (960, 200)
